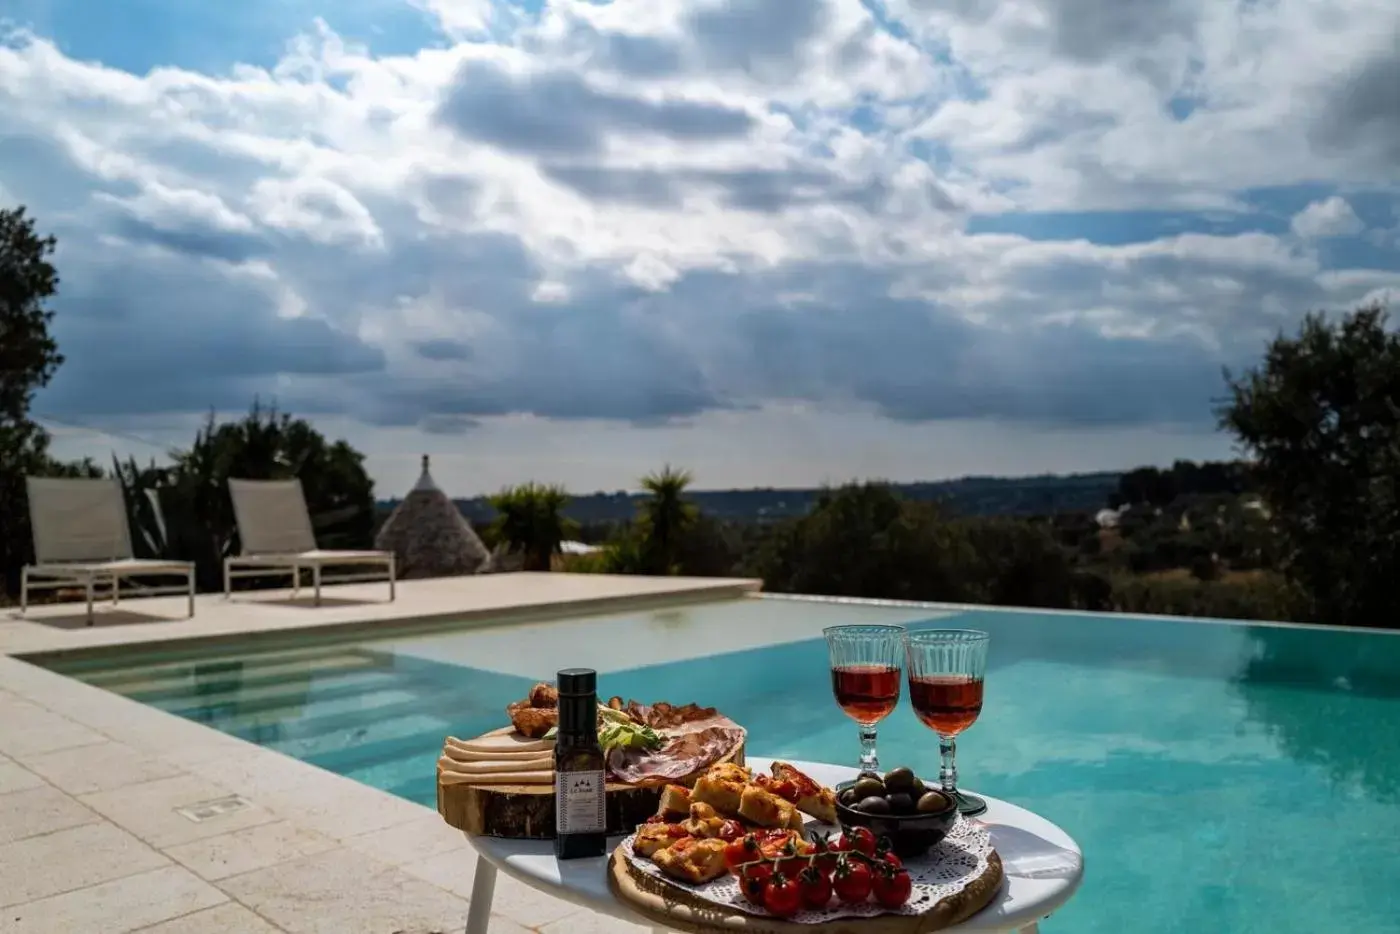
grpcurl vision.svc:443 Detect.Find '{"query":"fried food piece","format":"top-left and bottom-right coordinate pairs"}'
top-left (758, 762), bottom-right (839, 825)
top-left (634, 822), bottom-right (691, 858)
top-left (681, 802), bottom-right (727, 839)
top-left (528, 683), bottom-right (559, 708)
top-left (654, 837), bottom-right (729, 884)
top-left (506, 699), bottom-right (558, 738)
top-left (737, 783), bottom-right (802, 830)
top-left (657, 784), bottom-right (692, 821)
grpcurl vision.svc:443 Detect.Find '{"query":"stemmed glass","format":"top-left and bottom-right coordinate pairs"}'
top-left (904, 629), bottom-right (990, 816)
top-left (824, 624), bottom-right (905, 774)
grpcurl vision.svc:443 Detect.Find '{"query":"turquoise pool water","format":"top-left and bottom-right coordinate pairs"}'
top-left (43, 597), bottom-right (1400, 933)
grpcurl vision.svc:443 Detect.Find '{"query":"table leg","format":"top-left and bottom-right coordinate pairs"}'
top-left (464, 860), bottom-right (497, 934)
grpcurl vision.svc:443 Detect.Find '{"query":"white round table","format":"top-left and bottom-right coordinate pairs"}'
top-left (461, 758), bottom-right (1083, 934)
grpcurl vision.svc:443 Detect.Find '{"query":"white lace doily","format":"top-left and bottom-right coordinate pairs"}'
top-left (620, 817), bottom-right (995, 924)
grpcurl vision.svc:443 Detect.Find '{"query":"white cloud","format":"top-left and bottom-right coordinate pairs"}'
top-left (2, 0), bottom-right (1399, 487)
top-left (1291, 196), bottom-right (1365, 239)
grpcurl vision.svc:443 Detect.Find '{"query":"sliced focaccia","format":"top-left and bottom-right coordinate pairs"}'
top-left (757, 762), bottom-right (839, 825)
top-left (691, 772), bottom-right (745, 817)
top-left (706, 762), bottom-right (751, 784)
top-left (736, 783), bottom-right (802, 830)
top-left (680, 802), bottom-right (727, 839)
top-left (634, 821), bottom-right (691, 858)
top-left (653, 837), bottom-right (729, 884)
top-left (657, 784), bottom-right (692, 821)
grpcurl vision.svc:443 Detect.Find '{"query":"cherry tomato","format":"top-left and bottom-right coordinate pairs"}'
top-left (724, 834), bottom-right (762, 871)
top-left (718, 820), bottom-right (745, 842)
top-left (763, 873), bottom-right (802, 918)
top-left (797, 865), bottom-right (832, 910)
top-left (872, 865), bottom-right (913, 909)
top-left (831, 856), bottom-right (873, 905)
top-left (739, 862), bottom-right (773, 904)
top-left (776, 839), bottom-right (808, 878)
top-left (813, 834), bottom-right (843, 875)
top-left (840, 826), bottom-right (878, 858)
top-left (879, 850), bottom-right (903, 870)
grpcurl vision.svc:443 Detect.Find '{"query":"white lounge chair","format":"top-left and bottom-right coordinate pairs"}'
top-left (21, 477), bottom-right (196, 625)
top-left (224, 478), bottom-right (396, 607)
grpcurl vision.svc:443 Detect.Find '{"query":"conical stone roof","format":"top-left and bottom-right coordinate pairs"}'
top-left (374, 455), bottom-right (491, 578)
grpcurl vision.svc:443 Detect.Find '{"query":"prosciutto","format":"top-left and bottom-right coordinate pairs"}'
top-left (606, 715), bottom-right (746, 785)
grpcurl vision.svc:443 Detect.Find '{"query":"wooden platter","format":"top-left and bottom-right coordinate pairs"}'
top-left (607, 847), bottom-right (1004, 934)
top-left (437, 727), bottom-right (746, 839)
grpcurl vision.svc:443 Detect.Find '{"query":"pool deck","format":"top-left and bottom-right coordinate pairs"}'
top-left (0, 573), bottom-right (760, 933)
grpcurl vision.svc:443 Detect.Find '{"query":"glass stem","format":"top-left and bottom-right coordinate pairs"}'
top-left (858, 725), bottom-right (879, 773)
top-left (939, 734), bottom-right (958, 794)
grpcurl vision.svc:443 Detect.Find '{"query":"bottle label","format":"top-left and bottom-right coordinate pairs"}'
top-left (556, 770), bottom-right (607, 835)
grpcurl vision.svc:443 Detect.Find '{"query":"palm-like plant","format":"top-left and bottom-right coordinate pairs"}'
top-left (638, 465), bottom-right (698, 575)
top-left (489, 482), bottom-right (577, 571)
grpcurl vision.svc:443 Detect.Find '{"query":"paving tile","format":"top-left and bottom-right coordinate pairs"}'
top-left (343, 813), bottom-right (474, 867)
top-left (164, 819), bottom-right (338, 881)
top-left (399, 848), bottom-right (576, 930)
top-left (0, 821), bottom-right (170, 907)
top-left (248, 773), bottom-right (431, 841)
top-left (5, 865), bottom-right (226, 934)
top-left (131, 901), bottom-right (285, 933)
top-left (0, 698), bottom-right (107, 759)
top-left (221, 847), bottom-right (472, 934)
top-left (0, 783), bottom-right (100, 845)
top-left (79, 774), bottom-right (281, 848)
top-left (0, 761), bottom-right (46, 796)
top-left (539, 908), bottom-right (653, 934)
top-left (23, 740), bottom-right (186, 795)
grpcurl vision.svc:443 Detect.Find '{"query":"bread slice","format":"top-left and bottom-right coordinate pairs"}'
top-left (763, 762), bottom-right (839, 825)
top-left (737, 783), bottom-right (801, 829)
top-left (654, 837), bottom-right (729, 884)
top-left (691, 773), bottom-right (745, 817)
top-left (657, 784), bottom-right (692, 821)
top-left (634, 822), bottom-right (690, 858)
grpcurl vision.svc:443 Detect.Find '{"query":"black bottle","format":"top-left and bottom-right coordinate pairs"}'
top-left (553, 668), bottom-right (607, 860)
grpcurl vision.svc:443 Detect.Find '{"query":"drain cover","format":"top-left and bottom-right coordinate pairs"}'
top-left (176, 795), bottom-right (252, 823)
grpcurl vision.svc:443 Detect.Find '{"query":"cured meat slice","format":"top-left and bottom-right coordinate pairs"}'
top-left (606, 716), bottom-right (746, 785)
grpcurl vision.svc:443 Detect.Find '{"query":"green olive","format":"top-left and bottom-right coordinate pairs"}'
top-left (883, 766), bottom-right (918, 793)
top-left (858, 796), bottom-right (892, 815)
top-left (838, 787), bottom-right (857, 807)
top-left (917, 791), bottom-right (951, 814)
top-left (856, 770), bottom-right (883, 784)
top-left (886, 792), bottom-right (914, 814)
top-left (851, 777), bottom-right (886, 800)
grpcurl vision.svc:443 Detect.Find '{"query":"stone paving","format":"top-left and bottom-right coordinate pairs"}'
top-left (0, 575), bottom-right (760, 933)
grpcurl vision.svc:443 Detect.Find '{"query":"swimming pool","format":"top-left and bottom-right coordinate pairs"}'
top-left (41, 596), bottom-right (1400, 933)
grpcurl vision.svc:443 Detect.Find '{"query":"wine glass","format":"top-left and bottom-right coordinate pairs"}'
top-left (904, 629), bottom-right (990, 816)
top-left (824, 624), bottom-right (905, 774)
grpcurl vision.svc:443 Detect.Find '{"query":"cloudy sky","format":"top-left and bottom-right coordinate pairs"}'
top-left (3, 0), bottom-right (1398, 497)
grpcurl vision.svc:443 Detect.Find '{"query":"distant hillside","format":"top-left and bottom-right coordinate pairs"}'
top-left (379, 471), bottom-right (1123, 526)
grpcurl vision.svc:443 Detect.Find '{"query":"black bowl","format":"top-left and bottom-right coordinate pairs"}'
top-left (834, 782), bottom-right (958, 859)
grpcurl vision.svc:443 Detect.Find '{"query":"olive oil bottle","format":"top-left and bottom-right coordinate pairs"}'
top-left (553, 668), bottom-right (607, 860)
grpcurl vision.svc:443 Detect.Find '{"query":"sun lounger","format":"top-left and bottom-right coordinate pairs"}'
top-left (21, 477), bottom-right (196, 625)
top-left (224, 478), bottom-right (395, 606)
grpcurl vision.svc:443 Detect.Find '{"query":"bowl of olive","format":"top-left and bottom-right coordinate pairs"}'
top-left (834, 766), bottom-right (958, 858)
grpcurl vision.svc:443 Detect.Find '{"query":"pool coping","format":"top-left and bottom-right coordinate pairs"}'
top-left (759, 592), bottom-right (1400, 635)
top-left (2, 572), bottom-right (764, 661)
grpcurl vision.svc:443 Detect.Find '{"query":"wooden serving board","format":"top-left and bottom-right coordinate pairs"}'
top-left (607, 848), bottom-right (1004, 934)
top-left (437, 728), bottom-right (746, 839)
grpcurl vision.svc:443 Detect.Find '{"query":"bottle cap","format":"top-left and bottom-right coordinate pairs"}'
top-left (556, 668), bottom-right (597, 695)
